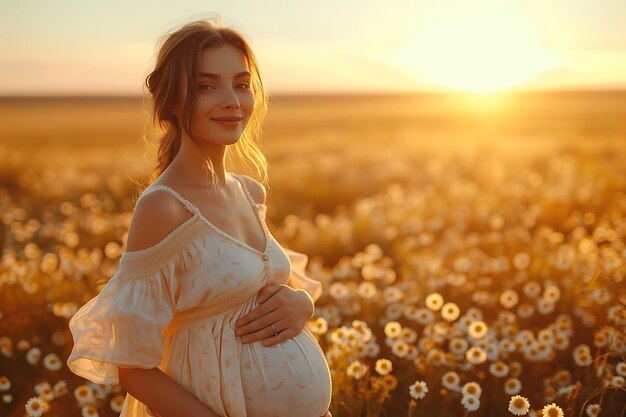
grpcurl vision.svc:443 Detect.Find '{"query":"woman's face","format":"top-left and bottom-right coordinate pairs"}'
top-left (179, 44), bottom-right (255, 146)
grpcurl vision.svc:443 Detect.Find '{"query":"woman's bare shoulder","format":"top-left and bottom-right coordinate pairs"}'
top-left (125, 189), bottom-right (194, 252)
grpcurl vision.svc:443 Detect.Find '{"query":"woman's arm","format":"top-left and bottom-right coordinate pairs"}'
top-left (119, 193), bottom-right (219, 416)
top-left (119, 367), bottom-right (219, 417)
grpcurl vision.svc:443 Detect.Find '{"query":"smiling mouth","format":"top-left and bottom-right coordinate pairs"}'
top-left (211, 119), bottom-right (241, 127)
top-left (211, 117), bottom-right (242, 121)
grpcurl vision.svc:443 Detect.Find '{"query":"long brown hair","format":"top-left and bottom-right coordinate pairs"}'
top-left (141, 15), bottom-right (269, 191)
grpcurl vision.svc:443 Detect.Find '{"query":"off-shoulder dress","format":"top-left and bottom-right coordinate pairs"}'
top-left (67, 173), bottom-right (332, 417)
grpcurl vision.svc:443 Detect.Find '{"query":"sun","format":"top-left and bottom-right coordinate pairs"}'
top-left (385, 5), bottom-right (561, 93)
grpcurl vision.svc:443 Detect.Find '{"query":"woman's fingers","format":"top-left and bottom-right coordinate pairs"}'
top-left (237, 311), bottom-right (285, 342)
top-left (235, 284), bottom-right (283, 335)
top-left (234, 285), bottom-right (312, 347)
top-left (258, 320), bottom-right (299, 347)
top-left (235, 297), bottom-right (277, 331)
top-left (256, 283), bottom-right (285, 304)
top-left (236, 305), bottom-right (282, 337)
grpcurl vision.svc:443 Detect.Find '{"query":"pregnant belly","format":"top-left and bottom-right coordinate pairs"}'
top-left (240, 326), bottom-right (332, 417)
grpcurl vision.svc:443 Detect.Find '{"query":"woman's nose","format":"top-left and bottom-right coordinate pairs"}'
top-left (222, 89), bottom-right (240, 109)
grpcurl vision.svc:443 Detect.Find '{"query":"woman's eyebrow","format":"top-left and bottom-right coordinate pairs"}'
top-left (199, 71), bottom-right (251, 79)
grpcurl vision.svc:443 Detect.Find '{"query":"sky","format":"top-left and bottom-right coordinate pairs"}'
top-left (1, 0), bottom-right (625, 96)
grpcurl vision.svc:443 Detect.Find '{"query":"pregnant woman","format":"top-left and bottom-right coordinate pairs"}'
top-left (67, 17), bottom-right (332, 417)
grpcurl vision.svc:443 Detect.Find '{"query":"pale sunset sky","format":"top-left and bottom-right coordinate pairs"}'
top-left (1, 0), bottom-right (625, 95)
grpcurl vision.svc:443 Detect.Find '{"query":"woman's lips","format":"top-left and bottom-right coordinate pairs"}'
top-left (211, 119), bottom-right (241, 128)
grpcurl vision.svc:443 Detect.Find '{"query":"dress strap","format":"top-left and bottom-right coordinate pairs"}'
top-left (140, 184), bottom-right (199, 217)
top-left (232, 173), bottom-right (261, 207)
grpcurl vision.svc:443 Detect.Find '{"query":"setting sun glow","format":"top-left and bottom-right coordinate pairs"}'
top-left (388, 5), bottom-right (561, 93)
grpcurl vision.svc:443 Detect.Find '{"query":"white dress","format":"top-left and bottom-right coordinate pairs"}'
top-left (67, 173), bottom-right (332, 417)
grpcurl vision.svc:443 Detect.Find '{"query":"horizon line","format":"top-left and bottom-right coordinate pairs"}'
top-left (2, 86), bottom-right (626, 101)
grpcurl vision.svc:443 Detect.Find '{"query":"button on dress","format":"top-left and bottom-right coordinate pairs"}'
top-left (67, 174), bottom-right (332, 417)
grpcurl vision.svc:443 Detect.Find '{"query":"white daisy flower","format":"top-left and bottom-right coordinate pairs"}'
top-left (43, 353), bottom-right (62, 371)
top-left (81, 404), bottom-right (100, 417)
top-left (489, 361), bottom-right (510, 378)
top-left (441, 302), bottom-right (461, 321)
top-left (110, 394), bottom-right (125, 413)
top-left (383, 321), bottom-right (402, 339)
top-left (352, 322), bottom-right (370, 336)
top-left (573, 344), bottom-right (593, 367)
top-left (557, 384), bottom-right (575, 396)
top-left (462, 381), bottom-right (482, 398)
top-left (441, 371), bottom-right (460, 391)
top-left (585, 403), bottom-right (600, 417)
top-left (543, 285), bottom-right (561, 302)
top-left (536, 298), bottom-right (556, 315)
top-left (73, 384), bottom-right (95, 407)
top-left (307, 317), bottom-right (328, 335)
top-left (498, 311), bottom-right (517, 324)
top-left (468, 321), bottom-right (488, 339)
top-left (537, 329), bottom-right (555, 345)
top-left (34, 381), bottom-right (54, 401)
top-left (449, 338), bottom-right (469, 356)
top-left (485, 342), bottom-right (501, 362)
top-left (512, 252), bottom-right (530, 269)
top-left (523, 281), bottom-right (541, 298)
top-left (468, 300), bottom-right (484, 315)
top-left (415, 308), bottom-right (434, 326)
top-left (425, 292), bottom-right (444, 311)
top-left (421, 343), bottom-right (439, 361)
top-left (403, 305), bottom-right (420, 320)
top-left (53, 380), bottom-right (68, 397)
top-left (509, 361), bottom-right (523, 378)
top-left (409, 380), bottom-right (428, 400)
top-left (400, 327), bottom-right (418, 344)
top-left (391, 339), bottom-right (410, 358)
top-left (517, 303), bottom-right (535, 319)
top-left (374, 358), bottom-right (393, 376)
top-left (592, 327), bottom-right (610, 348)
top-left (24, 396), bottom-right (48, 417)
top-left (0, 376), bottom-right (10, 391)
top-left (385, 303), bottom-right (404, 320)
top-left (553, 334), bottom-right (570, 350)
top-left (365, 340), bottom-right (380, 357)
top-left (328, 282), bottom-right (350, 300)
top-left (346, 360), bottom-right (368, 379)
top-left (504, 378), bottom-right (522, 395)
top-left (383, 287), bottom-right (403, 304)
top-left (500, 290), bottom-right (519, 309)
top-left (357, 281), bottom-right (378, 299)
top-left (500, 338), bottom-right (516, 353)
top-left (541, 402), bottom-right (564, 417)
top-left (26, 347), bottom-right (42, 365)
top-left (508, 395), bottom-right (530, 415)
top-left (466, 346), bottom-right (487, 365)
top-left (461, 394), bottom-right (480, 411)
top-left (406, 344), bottom-right (418, 360)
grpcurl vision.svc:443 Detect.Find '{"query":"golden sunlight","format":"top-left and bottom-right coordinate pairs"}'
top-left (387, 4), bottom-right (561, 93)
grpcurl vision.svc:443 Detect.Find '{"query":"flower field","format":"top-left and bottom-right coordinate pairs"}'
top-left (0, 92), bottom-right (625, 416)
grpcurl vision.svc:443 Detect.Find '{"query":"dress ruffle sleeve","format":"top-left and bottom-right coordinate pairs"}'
top-left (284, 247), bottom-right (322, 303)
top-left (67, 216), bottom-right (205, 385)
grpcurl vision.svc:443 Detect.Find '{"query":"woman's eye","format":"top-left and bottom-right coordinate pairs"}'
top-left (199, 82), bottom-right (249, 90)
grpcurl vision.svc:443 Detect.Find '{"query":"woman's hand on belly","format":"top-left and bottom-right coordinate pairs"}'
top-left (234, 284), bottom-right (315, 347)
